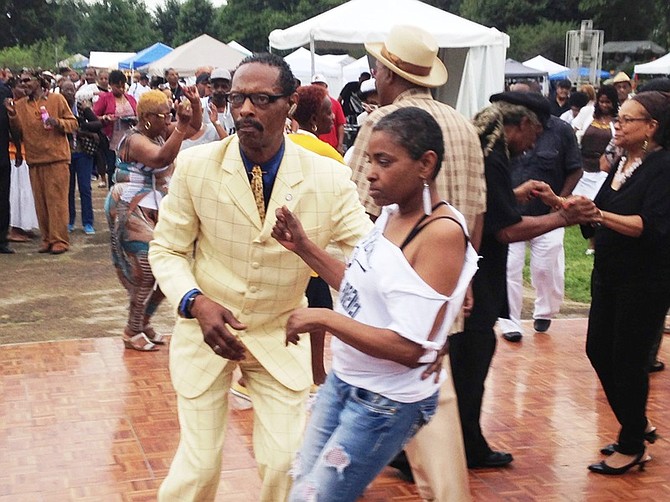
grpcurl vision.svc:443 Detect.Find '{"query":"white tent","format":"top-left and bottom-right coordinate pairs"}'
top-left (228, 40), bottom-right (253, 57)
top-left (635, 52), bottom-right (670, 75)
top-left (143, 34), bottom-right (245, 77)
top-left (284, 47), bottom-right (346, 94)
top-left (89, 51), bottom-right (136, 69)
top-left (269, 0), bottom-right (509, 118)
top-left (523, 55), bottom-right (569, 76)
top-left (343, 56), bottom-right (372, 85)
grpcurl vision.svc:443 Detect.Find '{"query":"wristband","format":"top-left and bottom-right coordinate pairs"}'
top-left (174, 127), bottom-right (185, 135)
top-left (213, 120), bottom-right (221, 126)
top-left (179, 288), bottom-right (202, 318)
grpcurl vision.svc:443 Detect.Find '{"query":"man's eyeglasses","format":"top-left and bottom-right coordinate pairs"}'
top-left (614, 116), bottom-right (651, 126)
top-left (227, 92), bottom-right (287, 108)
top-left (20, 77), bottom-right (34, 84)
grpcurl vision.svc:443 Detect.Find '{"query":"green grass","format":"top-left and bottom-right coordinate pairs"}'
top-left (522, 226), bottom-right (593, 304)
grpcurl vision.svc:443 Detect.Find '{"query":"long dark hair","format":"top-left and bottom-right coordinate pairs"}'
top-left (594, 85), bottom-right (619, 119)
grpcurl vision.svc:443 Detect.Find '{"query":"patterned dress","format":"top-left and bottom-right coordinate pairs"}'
top-left (104, 128), bottom-right (172, 334)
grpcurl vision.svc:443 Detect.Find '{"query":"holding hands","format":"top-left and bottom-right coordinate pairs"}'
top-left (559, 196), bottom-right (600, 225)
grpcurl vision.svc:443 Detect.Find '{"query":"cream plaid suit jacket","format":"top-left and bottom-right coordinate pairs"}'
top-left (149, 135), bottom-right (372, 398)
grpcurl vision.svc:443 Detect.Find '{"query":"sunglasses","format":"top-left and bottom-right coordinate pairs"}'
top-left (20, 77), bottom-right (35, 84)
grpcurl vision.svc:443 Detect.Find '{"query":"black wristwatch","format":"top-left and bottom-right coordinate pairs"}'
top-left (179, 289), bottom-right (202, 318)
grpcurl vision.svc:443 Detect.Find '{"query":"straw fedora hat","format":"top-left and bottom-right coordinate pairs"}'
top-left (365, 25), bottom-right (448, 88)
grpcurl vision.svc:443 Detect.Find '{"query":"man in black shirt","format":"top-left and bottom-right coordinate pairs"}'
top-left (338, 71), bottom-right (370, 124)
top-left (549, 79), bottom-right (572, 117)
top-left (451, 92), bottom-right (596, 469)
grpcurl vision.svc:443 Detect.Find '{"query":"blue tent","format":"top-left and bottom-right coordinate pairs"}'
top-left (118, 43), bottom-right (173, 70)
top-left (549, 67), bottom-right (610, 80)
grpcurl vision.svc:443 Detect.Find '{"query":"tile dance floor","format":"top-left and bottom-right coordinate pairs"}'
top-left (1, 318), bottom-right (668, 501)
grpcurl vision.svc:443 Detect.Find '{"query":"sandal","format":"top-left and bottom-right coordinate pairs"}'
top-left (143, 326), bottom-right (166, 345)
top-left (123, 332), bottom-right (159, 352)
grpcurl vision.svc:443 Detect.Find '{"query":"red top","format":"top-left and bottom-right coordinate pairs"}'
top-left (93, 91), bottom-right (137, 139)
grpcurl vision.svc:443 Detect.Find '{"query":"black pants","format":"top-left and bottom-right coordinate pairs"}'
top-left (0, 161), bottom-right (10, 246)
top-left (449, 327), bottom-right (497, 465)
top-left (586, 269), bottom-right (670, 454)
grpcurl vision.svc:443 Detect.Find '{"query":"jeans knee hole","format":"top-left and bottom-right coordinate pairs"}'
top-left (323, 444), bottom-right (350, 477)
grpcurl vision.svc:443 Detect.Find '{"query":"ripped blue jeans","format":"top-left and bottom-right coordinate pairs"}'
top-left (289, 372), bottom-right (438, 502)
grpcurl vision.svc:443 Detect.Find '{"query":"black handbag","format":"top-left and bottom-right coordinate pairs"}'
top-left (78, 131), bottom-right (99, 157)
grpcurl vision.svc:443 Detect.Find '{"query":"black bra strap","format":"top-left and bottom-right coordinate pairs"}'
top-left (400, 216), bottom-right (469, 250)
top-left (400, 201), bottom-right (457, 250)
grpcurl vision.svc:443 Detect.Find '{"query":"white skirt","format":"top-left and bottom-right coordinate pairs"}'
top-left (9, 160), bottom-right (39, 230)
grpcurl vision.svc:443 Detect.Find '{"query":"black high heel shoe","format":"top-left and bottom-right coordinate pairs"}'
top-left (588, 450), bottom-right (651, 475)
top-left (600, 428), bottom-right (658, 455)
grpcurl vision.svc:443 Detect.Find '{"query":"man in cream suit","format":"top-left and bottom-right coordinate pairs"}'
top-left (149, 53), bottom-right (371, 501)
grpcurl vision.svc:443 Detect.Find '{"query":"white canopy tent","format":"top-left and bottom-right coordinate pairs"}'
top-left (523, 55), bottom-right (569, 75)
top-left (284, 47), bottom-right (347, 94)
top-left (634, 52), bottom-right (670, 75)
top-left (142, 34), bottom-right (245, 77)
top-left (269, 0), bottom-right (509, 118)
top-left (89, 51), bottom-right (136, 69)
top-left (228, 40), bottom-right (253, 57)
top-left (343, 56), bottom-right (372, 85)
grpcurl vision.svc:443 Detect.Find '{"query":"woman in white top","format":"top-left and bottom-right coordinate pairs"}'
top-left (272, 107), bottom-right (479, 501)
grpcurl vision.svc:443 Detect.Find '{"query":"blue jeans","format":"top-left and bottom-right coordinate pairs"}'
top-left (68, 152), bottom-right (94, 226)
top-left (289, 373), bottom-right (438, 502)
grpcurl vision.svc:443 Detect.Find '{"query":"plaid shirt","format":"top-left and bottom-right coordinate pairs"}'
top-left (348, 87), bottom-right (487, 333)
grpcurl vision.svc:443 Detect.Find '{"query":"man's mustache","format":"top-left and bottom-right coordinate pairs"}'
top-left (235, 119), bottom-right (263, 131)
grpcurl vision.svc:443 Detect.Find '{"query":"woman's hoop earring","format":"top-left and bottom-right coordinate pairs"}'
top-left (311, 123), bottom-right (318, 133)
top-left (144, 121), bottom-right (151, 131)
top-left (422, 179), bottom-right (432, 215)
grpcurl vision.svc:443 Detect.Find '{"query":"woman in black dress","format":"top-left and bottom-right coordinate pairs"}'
top-left (585, 91), bottom-right (670, 475)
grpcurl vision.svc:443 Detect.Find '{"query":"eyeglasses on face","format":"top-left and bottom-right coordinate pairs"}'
top-left (614, 116), bottom-right (650, 125)
top-left (150, 112), bottom-right (170, 119)
top-left (20, 77), bottom-right (35, 84)
top-left (227, 92), bottom-right (287, 108)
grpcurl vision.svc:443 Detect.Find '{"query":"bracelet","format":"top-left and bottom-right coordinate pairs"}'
top-left (174, 127), bottom-right (185, 135)
top-left (553, 196), bottom-right (567, 210)
top-left (213, 120), bottom-right (221, 126)
top-left (179, 288), bottom-right (202, 318)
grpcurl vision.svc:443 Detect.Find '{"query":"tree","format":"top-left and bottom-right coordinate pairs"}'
top-left (507, 20), bottom-right (578, 63)
top-left (0, 38), bottom-right (69, 70)
top-left (154, 0), bottom-right (182, 46)
top-left (173, 0), bottom-right (216, 46)
top-left (79, 0), bottom-right (158, 52)
top-left (0, 0), bottom-right (58, 48)
top-left (579, 0), bottom-right (658, 41)
top-left (215, 0), bottom-right (347, 53)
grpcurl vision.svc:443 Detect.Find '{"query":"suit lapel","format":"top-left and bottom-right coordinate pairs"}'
top-left (260, 141), bottom-right (304, 240)
top-left (221, 140), bottom-right (263, 230)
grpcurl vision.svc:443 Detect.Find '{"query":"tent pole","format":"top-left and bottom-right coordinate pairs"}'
top-left (310, 34), bottom-right (315, 77)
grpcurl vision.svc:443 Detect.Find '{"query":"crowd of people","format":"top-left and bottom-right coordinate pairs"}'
top-left (1, 23), bottom-right (670, 501)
